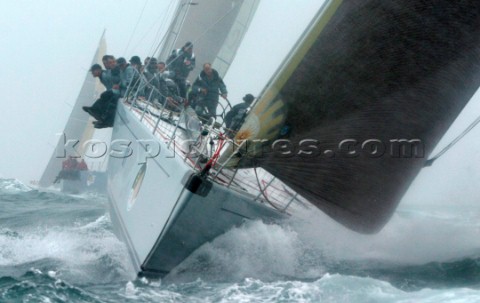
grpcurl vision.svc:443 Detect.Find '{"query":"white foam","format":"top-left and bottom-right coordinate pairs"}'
top-left (0, 216), bottom-right (134, 282)
top-left (206, 274), bottom-right (480, 303)
top-left (168, 220), bottom-right (324, 282)
top-left (289, 205), bottom-right (480, 265)
top-left (167, 202), bottom-right (480, 283)
top-left (125, 281), bottom-right (137, 297)
top-left (0, 178), bottom-right (32, 193)
top-left (47, 271), bottom-right (57, 278)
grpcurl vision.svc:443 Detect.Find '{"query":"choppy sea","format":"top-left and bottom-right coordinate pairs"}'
top-left (1, 177), bottom-right (480, 302)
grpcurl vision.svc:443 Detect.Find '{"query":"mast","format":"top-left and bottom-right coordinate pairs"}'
top-left (39, 32), bottom-right (107, 187)
top-left (156, 0), bottom-right (260, 80)
top-left (156, 0), bottom-right (192, 61)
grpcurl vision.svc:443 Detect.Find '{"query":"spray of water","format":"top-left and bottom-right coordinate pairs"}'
top-left (167, 200), bottom-right (480, 284)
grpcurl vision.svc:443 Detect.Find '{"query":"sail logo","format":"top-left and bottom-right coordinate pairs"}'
top-left (127, 163), bottom-right (147, 212)
top-left (86, 173), bottom-right (95, 187)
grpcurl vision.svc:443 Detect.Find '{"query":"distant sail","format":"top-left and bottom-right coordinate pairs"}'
top-left (39, 32), bottom-right (107, 187)
top-left (157, 0), bottom-right (260, 79)
top-left (233, 0), bottom-right (480, 233)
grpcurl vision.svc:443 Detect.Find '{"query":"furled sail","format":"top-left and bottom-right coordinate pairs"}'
top-left (232, 0), bottom-right (480, 233)
top-left (156, 0), bottom-right (260, 79)
top-left (39, 33), bottom-right (107, 187)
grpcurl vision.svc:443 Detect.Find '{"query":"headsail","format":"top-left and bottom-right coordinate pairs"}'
top-left (39, 32), bottom-right (107, 187)
top-left (232, 0), bottom-right (480, 233)
top-left (157, 0), bottom-right (260, 79)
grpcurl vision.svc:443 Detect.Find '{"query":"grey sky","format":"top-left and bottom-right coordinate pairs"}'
top-left (0, 0), bottom-right (173, 182)
top-left (0, 0), bottom-right (320, 183)
top-left (0, 0), bottom-right (479, 212)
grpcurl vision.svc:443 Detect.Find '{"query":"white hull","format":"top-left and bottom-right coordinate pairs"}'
top-left (107, 102), bottom-right (285, 276)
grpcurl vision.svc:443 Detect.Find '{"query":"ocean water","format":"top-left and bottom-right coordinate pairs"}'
top-left (1, 178), bottom-right (480, 303)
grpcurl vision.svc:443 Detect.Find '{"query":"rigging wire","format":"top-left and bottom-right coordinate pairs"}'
top-left (147, 0), bottom-right (178, 56)
top-left (127, 0), bottom-right (255, 127)
top-left (122, 1), bottom-right (179, 104)
top-left (126, 0), bottom-right (240, 107)
top-left (129, 0), bottom-right (177, 56)
top-left (162, 2), bottom-right (238, 71)
top-left (425, 114), bottom-right (480, 167)
top-left (118, 2), bottom-right (296, 214)
top-left (163, 0), bottom-right (196, 57)
top-left (123, 0), bottom-right (149, 55)
top-left (253, 167), bottom-right (282, 211)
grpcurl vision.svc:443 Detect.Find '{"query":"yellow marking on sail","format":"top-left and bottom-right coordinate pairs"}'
top-left (257, 116), bottom-right (285, 139)
top-left (252, 89), bottom-right (278, 115)
top-left (235, 129), bottom-right (253, 141)
top-left (260, 100), bottom-right (284, 117)
top-left (226, 1), bottom-right (343, 166)
top-left (252, 101), bottom-right (285, 127)
top-left (268, 0), bottom-right (342, 94)
top-left (237, 97), bottom-right (286, 140)
top-left (249, 0), bottom-right (343, 139)
top-left (257, 117), bottom-right (284, 137)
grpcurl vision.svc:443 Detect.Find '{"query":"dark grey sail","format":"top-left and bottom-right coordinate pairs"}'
top-left (157, 0), bottom-right (260, 79)
top-left (235, 0), bottom-right (480, 233)
top-left (39, 33), bottom-right (107, 187)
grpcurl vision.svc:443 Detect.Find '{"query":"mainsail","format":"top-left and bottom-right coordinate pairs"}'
top-left (232, 0), bottom-right (480, 233)
top-left (39, 33), bottom-right (107, 187)
top-left (157, 0), bottom-right (260, 79)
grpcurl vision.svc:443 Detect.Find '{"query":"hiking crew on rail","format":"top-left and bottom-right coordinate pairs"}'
top-left (82, 41), bottom-right (250, 137)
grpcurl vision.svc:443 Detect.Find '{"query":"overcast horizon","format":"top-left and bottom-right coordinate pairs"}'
top-left (0, 0), bottom-right (479, 211)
